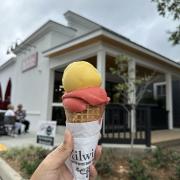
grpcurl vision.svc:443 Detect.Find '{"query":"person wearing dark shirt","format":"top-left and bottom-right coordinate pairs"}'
top-left (15, 104), bottom-right (30, 133)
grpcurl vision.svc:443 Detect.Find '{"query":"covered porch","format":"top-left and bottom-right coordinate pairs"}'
top-left (44, 30), bottom-right (180, 147)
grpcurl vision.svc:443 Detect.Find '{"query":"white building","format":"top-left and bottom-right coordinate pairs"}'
top-left (0, 11), bottom-right (180, 132)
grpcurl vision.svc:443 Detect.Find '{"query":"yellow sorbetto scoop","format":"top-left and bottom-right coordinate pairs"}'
top-left (62, 61), bottom-right (102, 92)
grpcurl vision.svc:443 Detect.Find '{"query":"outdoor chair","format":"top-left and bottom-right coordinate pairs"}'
top-left (4, 116), bottom-right (16, 136)
top-left (0, 112), bottom-right (6, 135)
top-left (0, 118), bottom-right (6, 135)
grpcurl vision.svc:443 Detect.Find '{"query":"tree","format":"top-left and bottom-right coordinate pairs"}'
top-left (110, 54), bottom-right (157, 151)
top-left (152, 0), bottom-right (180, 45)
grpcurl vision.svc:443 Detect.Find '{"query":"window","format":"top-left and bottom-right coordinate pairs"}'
top-left (157, 85), bottom-right (166, 97)
top-left (53, 71), bottom-right (64, 103)
top-left (52, 106), bottom-right (66, 126)
top-left (51, 71), bottom-right (66, 126)
top-left (153, 82), bottom-right (166, 100)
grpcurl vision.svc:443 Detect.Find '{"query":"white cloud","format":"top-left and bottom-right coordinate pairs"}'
top-left (0, 0), bottom-right (179, 65)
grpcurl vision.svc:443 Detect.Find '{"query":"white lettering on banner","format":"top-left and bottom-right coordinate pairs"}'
top-left (22, 52), bottom-right (38, 72)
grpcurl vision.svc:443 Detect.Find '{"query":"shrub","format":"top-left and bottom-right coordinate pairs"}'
top-left (128, 158), bottom-right (151, 180)
top-left (176, 166), bottom-right (180, 179)
top-left (151, 147), bottom-right (170, 168)
top-left (0, 145), bottom-right (50, 177)
top-left (18, 146), bottom-right (49, 176)
top-left (96, 149), bottom-right (114, 176)
top-left (0, 147), bottom-right (22, 159)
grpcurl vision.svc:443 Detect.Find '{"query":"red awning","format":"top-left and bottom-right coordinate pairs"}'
top-left (3, 79), bottom-right (12, 110)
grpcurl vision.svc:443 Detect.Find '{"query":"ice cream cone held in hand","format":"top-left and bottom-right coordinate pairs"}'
top-left (62, 61), bottom-right (109, 123)
top-left (62, 61), bottom-right (109, 180)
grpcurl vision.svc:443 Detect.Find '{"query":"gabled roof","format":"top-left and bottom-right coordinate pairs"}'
top-left (64, 10), bottom-right (101, 29)
top-left (14, 20), bottom-right (76, 54)
top-left (64, 11), bottom-right (130, 41)
top-left (43, 11), bottom-right (180, 71)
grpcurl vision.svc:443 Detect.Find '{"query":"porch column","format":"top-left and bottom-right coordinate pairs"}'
top-left (128, 59), bottom-right (136, 132)
top-left (46, 69), bottom-right (55, 121)
top-left (166, 73), bottom-right (173, 129)
top-left (97, 50), bottom-right (106, 88)
top-left (97, 50), bottom-right (106, 135)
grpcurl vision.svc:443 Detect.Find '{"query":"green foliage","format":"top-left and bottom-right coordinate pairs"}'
top-left (151, 147), bottom-right (171, 168)
top-left (128, 158), bottom-right (151, 180)
top-left (0, 147), bottom-right (22, 159)
top-left (171, 151), bottom-right (180, 163)
top-left (1, 145), bottom-right (50, 177)
top-left (18, 146), bottom-right (49, 176)
top-left (20, 159), bottom-right (41, 175)
top-left (176, 165), bottom-right (180, 179)
top-left (96, 149), bottom-right (114, 176)
top-left (152, 0), bottom-right (180, 45)
top-left (110, 54), bottom-right (156, 105)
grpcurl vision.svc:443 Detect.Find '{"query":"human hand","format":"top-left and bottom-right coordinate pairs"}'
top-left (31, 129), bottom-right (102, 180)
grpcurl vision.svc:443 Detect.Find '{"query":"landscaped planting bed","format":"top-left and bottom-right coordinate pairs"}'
top-left (1, 145), bottom-right (180, 179)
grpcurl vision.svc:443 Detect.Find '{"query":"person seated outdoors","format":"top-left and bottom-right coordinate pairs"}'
top-left (15, 104), bottom-right (30, 133)
top-left (4, 104), bottom-right (16, 136)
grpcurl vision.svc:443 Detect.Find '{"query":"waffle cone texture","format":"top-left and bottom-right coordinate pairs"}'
top-left (65, 105), bottom-right (104, 123)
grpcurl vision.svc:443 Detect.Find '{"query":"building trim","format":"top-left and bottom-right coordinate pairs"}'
top-left (43, 28), bottom-right (102, 56)
top-left (153, 82), bottom-right (166, 100)
top-left (0, 57), bottom-right (16, 70)
top-left (14, 20), bottom-right (77, 54)
top-left (43, 30), bottom-right (180, 74)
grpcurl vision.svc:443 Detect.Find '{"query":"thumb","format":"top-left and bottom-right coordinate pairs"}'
top-left (47, 129), bottom-right (73, 166)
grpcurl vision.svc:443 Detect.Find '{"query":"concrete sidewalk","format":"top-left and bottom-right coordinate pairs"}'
top-left (0, 131), bottom-right (64, 149)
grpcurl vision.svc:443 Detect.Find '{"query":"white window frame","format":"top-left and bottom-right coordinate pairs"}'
top-left (153, 82), bottom-right (166, 100)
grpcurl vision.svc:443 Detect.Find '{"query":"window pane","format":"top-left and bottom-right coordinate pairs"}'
top-left (162, 85), bottom-right (166, 95)
top-left (53, 71), bottom-right (64, 103)
top-left (157, 86), bottom-right (161, 96)
top-left (52, 106), bottom-right (66, 126)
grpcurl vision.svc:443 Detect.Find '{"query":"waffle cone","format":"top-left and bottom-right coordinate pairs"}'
top-left (65, 105), bottom-right (104, 123)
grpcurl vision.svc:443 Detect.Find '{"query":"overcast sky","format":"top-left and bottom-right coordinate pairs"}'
top-left (0, 0), bottom-right (179, 65)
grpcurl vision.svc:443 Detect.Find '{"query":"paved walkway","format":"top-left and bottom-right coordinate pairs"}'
top-left (0, 132), bottom-right (64, 149)
top-left (1, 129), bottom-right (180, 149)
top-left (152, 128), bottom-right (180, 144)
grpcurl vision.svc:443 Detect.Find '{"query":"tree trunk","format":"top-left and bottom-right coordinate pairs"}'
top-left (129, 105), bottom-right (136, 155)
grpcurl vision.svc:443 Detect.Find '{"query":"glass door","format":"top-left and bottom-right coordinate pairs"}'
top-left (52, 71), bottom-right (66, 126)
